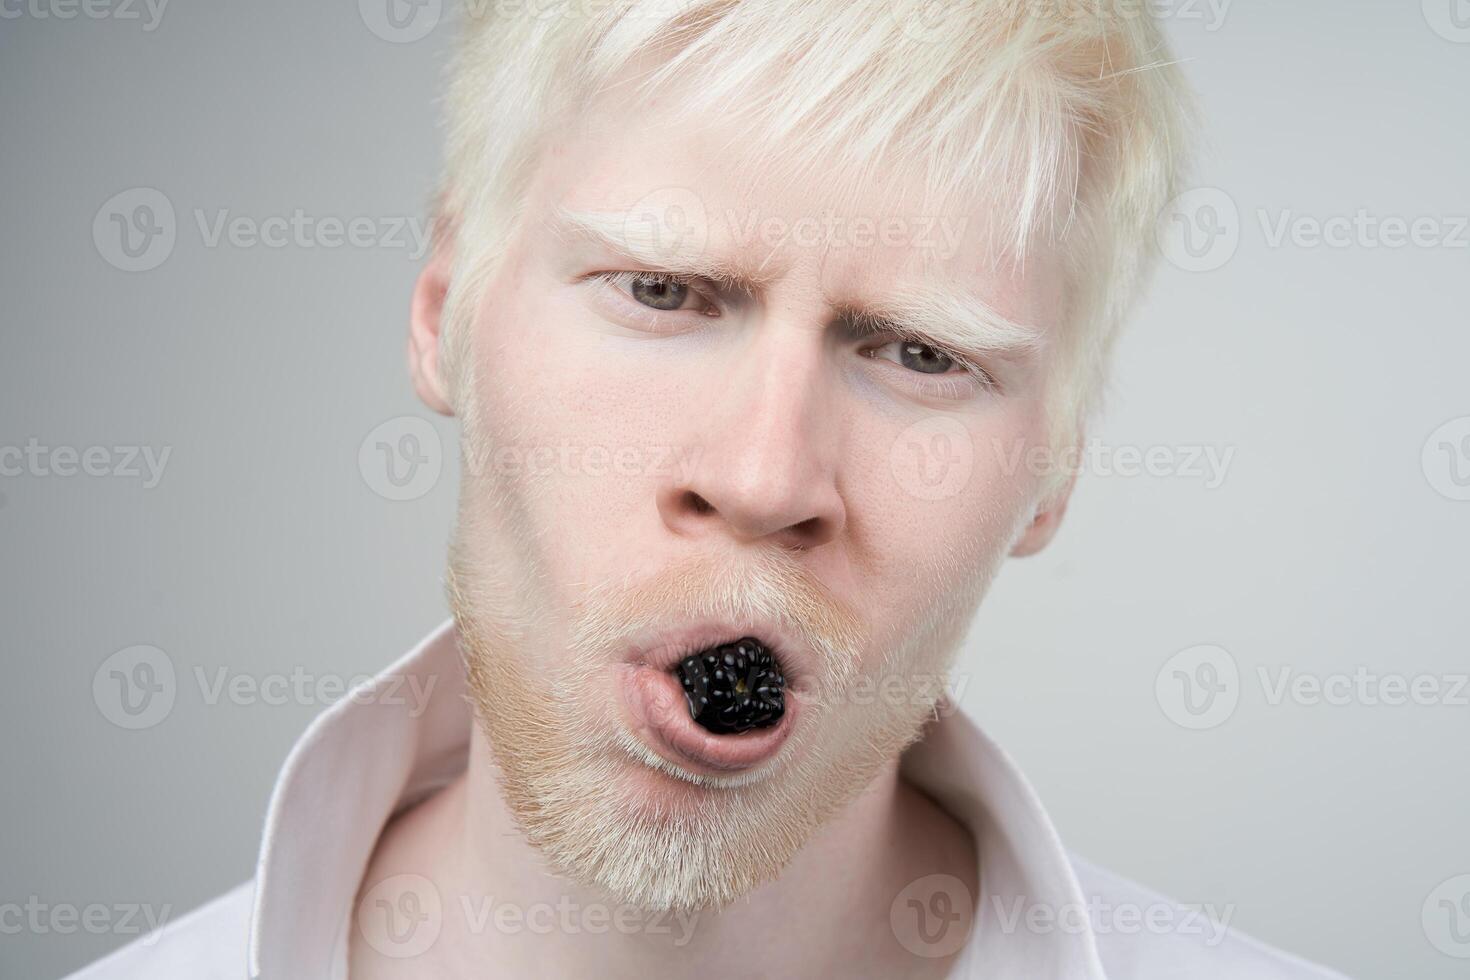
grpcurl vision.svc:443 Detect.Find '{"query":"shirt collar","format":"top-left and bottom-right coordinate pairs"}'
top-left (248, 618), bottom-right (1107, 979)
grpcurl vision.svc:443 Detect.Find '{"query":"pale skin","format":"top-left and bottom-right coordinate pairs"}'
top-left (351, 88), bottom-right (1075, 979)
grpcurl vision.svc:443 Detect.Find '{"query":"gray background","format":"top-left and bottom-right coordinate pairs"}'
top-left (2, 2), bottom-right (1466, 977)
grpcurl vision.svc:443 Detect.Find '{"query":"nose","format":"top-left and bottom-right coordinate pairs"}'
top-left (657, 330), bottom-right (846, 551)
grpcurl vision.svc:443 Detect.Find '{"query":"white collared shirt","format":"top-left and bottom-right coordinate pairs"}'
top-left (68, 619), bottom-right (1349, 979)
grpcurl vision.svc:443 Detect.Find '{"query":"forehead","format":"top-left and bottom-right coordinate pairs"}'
top-left (526, 85), bottom-right (1060, 333)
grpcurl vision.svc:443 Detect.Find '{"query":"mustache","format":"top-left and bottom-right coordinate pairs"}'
top-left (567, 549), bottom-right (869, 689)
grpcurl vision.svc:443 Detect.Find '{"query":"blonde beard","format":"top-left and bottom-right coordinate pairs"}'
top-left (446, 538), bottom-right (984, 914)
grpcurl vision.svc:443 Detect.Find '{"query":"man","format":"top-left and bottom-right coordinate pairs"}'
top-left (72, 1), bottom-right (1348, 977)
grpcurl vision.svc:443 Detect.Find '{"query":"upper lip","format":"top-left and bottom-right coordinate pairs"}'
top-left (622, 618), bottom-right (807, 686)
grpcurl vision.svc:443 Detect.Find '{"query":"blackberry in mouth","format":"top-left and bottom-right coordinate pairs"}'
top-left (672, 638), bottom-right (786, 735)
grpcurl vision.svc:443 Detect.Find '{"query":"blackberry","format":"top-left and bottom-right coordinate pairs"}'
top-left (672, 638), bottom-right (785, 735)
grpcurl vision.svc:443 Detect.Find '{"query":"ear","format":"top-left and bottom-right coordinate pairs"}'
top-left (1010, 463), bottom-right (1078, 558)
top-left (407, 223), bottom-right (455, 417)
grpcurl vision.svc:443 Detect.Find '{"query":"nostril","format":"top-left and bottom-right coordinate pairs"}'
top-left (657, 480), bottom-right (842, 548)
top-left (793, 516), bottom-right (824, 537)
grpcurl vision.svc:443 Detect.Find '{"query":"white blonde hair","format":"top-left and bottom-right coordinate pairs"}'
top-left (434, 0), bottom-right (1194, 472)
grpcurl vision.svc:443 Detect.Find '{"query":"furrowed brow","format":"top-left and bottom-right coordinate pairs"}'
top-left (839, 280), bottom-right (1044, 362)
top-left (550, 204), bottom-right (1043, 359)
top-left (547, 205), bottom-right (778, 293)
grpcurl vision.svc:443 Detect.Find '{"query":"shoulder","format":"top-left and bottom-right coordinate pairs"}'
top-left (1069, 855), bottom-right (1352, 980)
top-left (62, 880), bottom-right (254, 980)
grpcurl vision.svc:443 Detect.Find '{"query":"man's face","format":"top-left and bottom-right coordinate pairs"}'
top-left (438, 93), bottom-right (1064, 911)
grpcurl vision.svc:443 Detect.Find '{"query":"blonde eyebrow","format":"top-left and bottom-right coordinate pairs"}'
top-left (548, 204), bottom-right (1044, 359)
top-left (547, 205), bottom-right (780, 292)
top-left (837, 281), bottom-right (1044, 361)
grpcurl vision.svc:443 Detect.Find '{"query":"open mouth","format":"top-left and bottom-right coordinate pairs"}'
top-left (619, 629), bottom-right (799, 774)
top-left (672, 637), bottom-right (786, 735)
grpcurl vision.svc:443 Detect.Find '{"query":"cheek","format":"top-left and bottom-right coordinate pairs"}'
top-left (861, 401), bottom-right (1042, 554)
top-left (844, 401), bottom-right (1044, 659)
top-left (463, 293), bottom-right (699, 585)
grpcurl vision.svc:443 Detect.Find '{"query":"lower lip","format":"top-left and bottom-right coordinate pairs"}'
top-left (619, 665), bottom-right (795, 774)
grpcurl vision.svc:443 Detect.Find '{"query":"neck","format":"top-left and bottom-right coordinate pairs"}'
top-left (351, 724), bottom-right (976, 979)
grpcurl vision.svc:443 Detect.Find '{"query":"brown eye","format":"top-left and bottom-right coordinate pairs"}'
top-left (630, 274), bottom-right (689, 311)
top-left (898, 341), bottom-right (956, 374)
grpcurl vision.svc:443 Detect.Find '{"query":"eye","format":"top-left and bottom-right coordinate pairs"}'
top-left (866, 339), bottom-right (968, 376)
top-left (593, 271), bottom-right (719, 316)
top-left (858, 333), bottom-right (999, 397)
top-left (632, 274), bottom-right (688, 310)
top-left (893, 341), bottom-right (958, 375)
